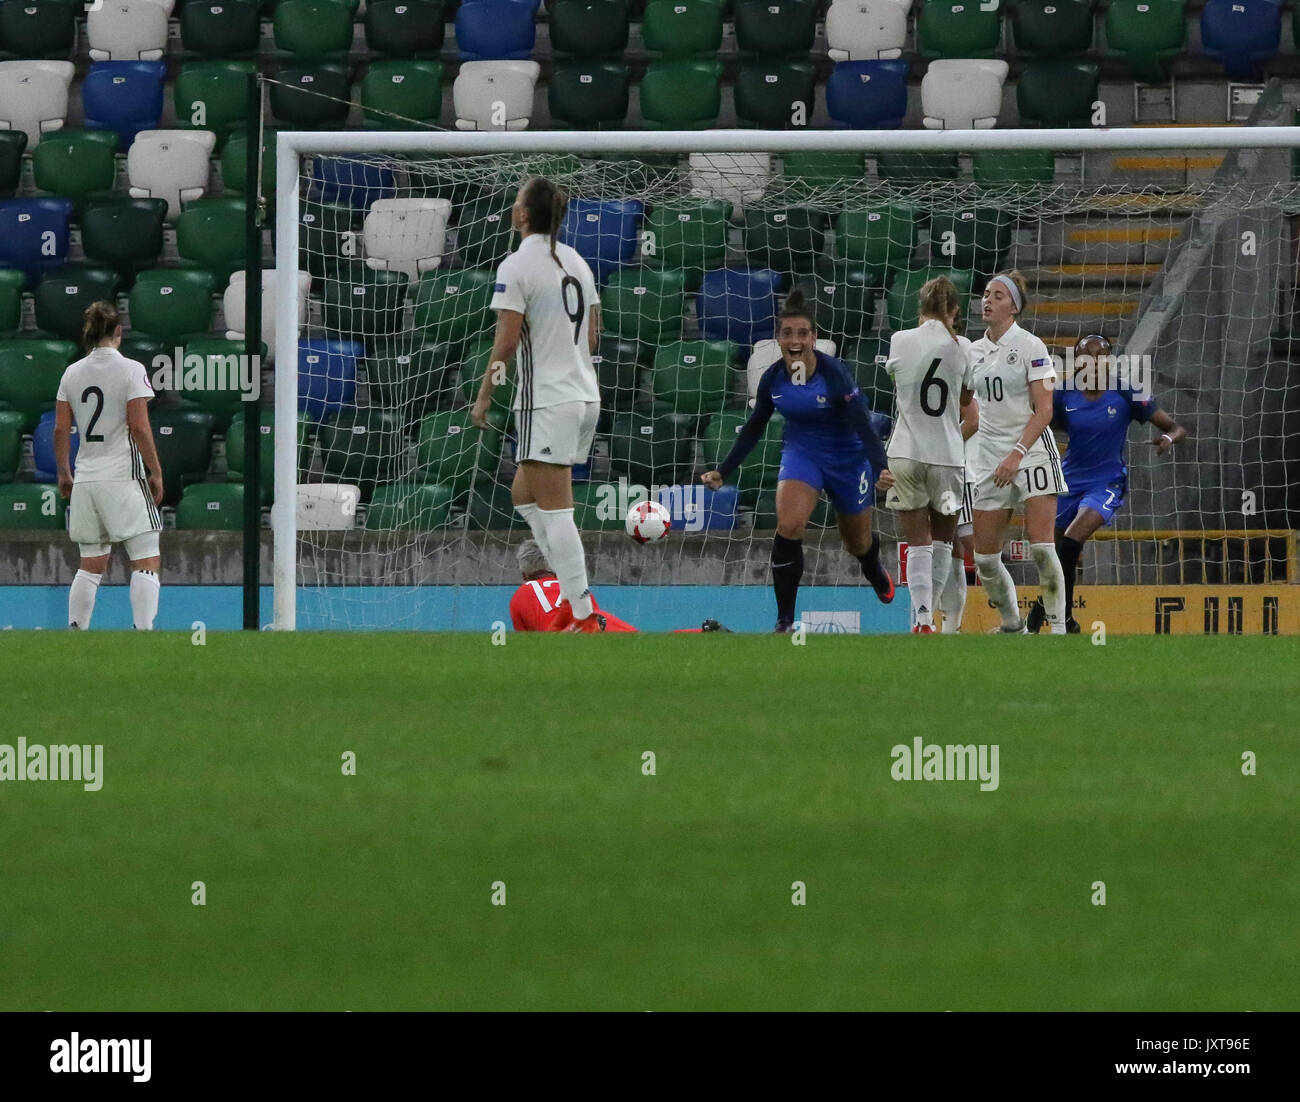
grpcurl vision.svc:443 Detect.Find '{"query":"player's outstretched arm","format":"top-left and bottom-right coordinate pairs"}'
top-left (472, 309), bottom-right (523, 429)
top-left (54, 400), bottom-right (75, 500)
top-left (1147, 409), bottom-right (1187, 456)
top-left (126, 397), bottom-right (164, 505)
top-left (707, 371), bottom-right (777, 487)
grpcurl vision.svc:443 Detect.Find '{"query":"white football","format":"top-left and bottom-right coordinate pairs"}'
top-left (625, 500), bottom-right (672, 544)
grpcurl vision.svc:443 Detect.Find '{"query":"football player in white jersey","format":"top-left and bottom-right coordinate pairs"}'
top-left (471, 177), bottom-right (606, 633)
top-left (880, 277), bottom-right (978, 633)
top-left (54, 302), bottom-right (164, 629)
top-left (967, 270), bottom-right (1069, 634)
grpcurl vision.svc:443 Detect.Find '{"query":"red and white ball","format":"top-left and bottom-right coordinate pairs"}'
top-left (625, 500), bottom-right (672, 544)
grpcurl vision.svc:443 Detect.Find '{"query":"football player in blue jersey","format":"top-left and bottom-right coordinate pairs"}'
top-left (1027, 334), bottom-right (1186, 633)
top-left (701, 289), bottom-right (894, 632)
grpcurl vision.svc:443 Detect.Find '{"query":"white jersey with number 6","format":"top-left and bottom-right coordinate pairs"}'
top-left (967, 321), bottom-right (1058, 476)
top-left (885, 318), bottom-right (974, 468)
top-left (490, 233), bottom-right (600, 411)
top-left (56, 346), bottom-right (155, 483)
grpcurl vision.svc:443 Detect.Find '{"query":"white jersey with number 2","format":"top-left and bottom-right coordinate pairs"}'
top-left (490, 233), bottom-right (600, 411)
top-left (56, 347), bottom-right (155, 483)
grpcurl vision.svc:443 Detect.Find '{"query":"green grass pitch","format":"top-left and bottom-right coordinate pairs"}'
top-left (2, 633), bottom-right (1297, 1011)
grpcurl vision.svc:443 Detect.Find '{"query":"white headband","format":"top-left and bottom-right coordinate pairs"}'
top-left (989, 275), bottom-right (1022, 313)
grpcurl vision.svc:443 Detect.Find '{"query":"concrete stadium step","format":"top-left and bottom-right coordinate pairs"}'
top-left (1024, 289), bottom-right (1140, 336)
top-left (1011, 216), bottom-right (1189, 266)
top-left (1020, 263), bottom-right (1162, 289)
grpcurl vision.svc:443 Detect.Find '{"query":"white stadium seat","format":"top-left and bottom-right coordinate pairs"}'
top-left (364, 198), bottom-right (453, 280)
top-left (297, 484), bottom-right (361, 531)
top-left (826, 0), bottom-right (909, 62)
top-left (453, 61), bottom-right (540, 131)
top-left (128, 130), bottom-right (217, 222)
top-left (688, 152), bottom-right (772, 216)
top-left (87, 1), bottom-right (170, 63)
top-left (0, 61), bottom-right (74, 149)
top-left (922, 59), bottom-right (1010, 130)
top-left (135, 0), bottom-right (176, 13)
top-left (747, 338), bottom-right (837, 405)
top-left (224, 269), bottom-right (311, 363)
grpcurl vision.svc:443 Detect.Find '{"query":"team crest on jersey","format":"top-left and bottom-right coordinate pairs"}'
top-left (1006, 351), bottom-right (1019, 365)
top-left (817, 394), bottom-right (827, 404)
top-left (1107, 406), bottom-right (1117, 416)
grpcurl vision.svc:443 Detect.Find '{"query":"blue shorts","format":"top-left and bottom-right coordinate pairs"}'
top-left (1057, 477), bottom-right (1127, 529)
top-left (778, 445), bottom-right (873, 516)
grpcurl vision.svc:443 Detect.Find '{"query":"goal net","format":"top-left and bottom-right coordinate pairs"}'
top-left (272, 127), bottom-right (1300, 631)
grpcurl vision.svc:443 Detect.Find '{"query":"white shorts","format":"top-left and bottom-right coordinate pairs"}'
top-left (884, 457), bottom-right (965, 514)
top-left (69, 479), bottom-right (162, 557)
top-left (971, 454), bottom-right (1068, 512)
top-left (515, 400), bottom-right (599, 467)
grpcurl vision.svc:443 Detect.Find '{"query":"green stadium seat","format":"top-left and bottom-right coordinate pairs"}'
top-left (927, 207), bottom-right (1012, 275)
top-left (642, 199), bottom-right (731, 290)
top-left (602, 268), bottom-right (687, 345)
top-left (0, 270), bottom-right (24, 338)
top-left (176, 197), bottom-right (249, 287)
top-left (1106, 0), bottom-right (1187, 83)
top-left (0, 0), bottom-right (76, 60)
top-left (176, 481), bottom-right (245, 529)
top-left (839, 337), bottom-right (894, 410)
top-left (792, 261), bottom-right (880, 345)
top-left (743, 207), bottom-right (828, 275)
top-left (875, 151), bottom-right (960, 182)
top-left (0, 409), bottom-right (24, 481)
top-left (322, 268), bottom-right (410, 341)
top-left (176, 60), bottom-right (258, 137)
top-left (0, 483), bottom-right (65, 530)
top-left (452, 191), bottom-right (515, 268)
top-left (608, 410), bottom-right (696, 486)
top-left (34, 268), bottom-right (120, 342)
top-left (593, 336), bottom-right (645, 427)
top-left (365, 481), bottom-right (456, 529)
top-left (80, 198), bottom-right (167, 284)
top-left (361, 61), bottom-right (444, 130)
top-left (452, 337), bottom-right (505, 408)
top-left (120, 337), bottom-right (167, 373)
top-left (364, 0), bottom-right (446, 58)
top-left (369, 339), bottom-right (460, 419)
top-left (414, 408), bottom-right (502, 497)
top-left (270, 63), bottom-right (353, 128)
top-left (651, 339), bottom-right (736, 416)
top-left (642, 0), bottom-right (723, 58)
top-left (0, 132), bottom-right (26, 198)
top-left (128, 269), bottom-right (217, 344)
top-left (1011, 0), bottom-right (1093, 56)
top-left (734, 61), bottom-right (817, 130)
top-left (299, 199), bottom-right (358, 279)
top-left (317, 407), bottom-right (406, 495)
top-left (549, 0), bottom-right (630, 59)
top-left (174, 338), bottom-right (259, 431)
top-left (549, 62), bottom-right (630, 128)
top-left (0, 339), bottom-right (78, 431)
top-left (886, 267), bottom-right (975, 331)
top-left (734, 0), bottom-right (817, 57)
top-left (412, 269), bottom-right (495, 347)
top-left (180, 0), bottom-right (261, 58)
top-left (782, 151), bottom-right (867, 193)
top-left (700, 409), bottom-right (781, 495)
top-left (972, 150), bottom-right (1055, 186)
top-left (274, 0), bottom-right (355, 59)
top-left (1017, 60), bottom-right (1099, 127)
top-left (31, 130), bottom-right (118, 212)
top-left (918, 2), bottom-right (1003, 59)
top-left (227, 409), bottom-right (306, 505)
top-left (149, 408), bottom-right (215, 505)
top-left (466, 481), bottom-right (529, 530)
top-left (221, 130), bottom-right (279, 208)
top-left (834, 204), bottom-right (919, 284)
top-left (571, 479), bottom-right (631, 532)
top-left (639, 60), bottom-right (723, 129)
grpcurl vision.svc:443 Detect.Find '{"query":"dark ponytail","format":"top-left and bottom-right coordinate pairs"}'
top-left (520, 176), bottom-right (569, 272)
top-left (82, 301), bottom-right (120, 351)
top-left (779, 287), bottom-right (816, 330)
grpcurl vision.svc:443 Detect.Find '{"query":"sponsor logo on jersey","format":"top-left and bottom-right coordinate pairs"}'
top-left (1031, 357), bottom-right (1051, 368)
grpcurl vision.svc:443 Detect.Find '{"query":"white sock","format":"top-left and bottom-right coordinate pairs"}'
top-left (130, 569), bottom-right (160, 630)
top-left (930, 542), bottom-right (952, 626)
top-left (975, 551), bottom-right (1021, 630)
top-left (939, 549), bottom-right (967, 633)
top-left (69, 569), bottom-right (101, 629)
top-left (1031, 542), bottom-right (1067, 635)
top-left (515, 502), bottom-right (551, 560)
top-left (908, 544), bottom-right (934, 628)
top-left (537, 507), bottom-right (594, 620)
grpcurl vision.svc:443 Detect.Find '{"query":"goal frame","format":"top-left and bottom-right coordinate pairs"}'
top-left (272, 125), bottom-right (1298, 630)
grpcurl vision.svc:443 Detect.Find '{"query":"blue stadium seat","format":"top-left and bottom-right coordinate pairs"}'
top-left (0, 198), bottom-right (73, 288)
top-left (298, 338), bottom-right (362, 421)
top-left (455, 0), bottom-right (537, 61)
top-left (32, 408), bottom-right (79, 483)
top-left (1201, 0), bottom-right (1282, 81)
top-left (309, 156), bottom-right (398, 208)
top-left (825, 60), bottom-right (909, 130)
top-left (696, 268), bottom-right (783, 350)
top-left (82, 61), bottom-right (167, 148)
top-left (561, 199), bottom-right (644, 285)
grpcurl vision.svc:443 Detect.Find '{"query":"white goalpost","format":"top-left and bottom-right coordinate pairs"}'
top-left (272, 124), bottom-right (1300, 632)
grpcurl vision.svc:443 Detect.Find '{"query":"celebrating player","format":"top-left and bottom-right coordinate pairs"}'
top-left (472, 176), bottom-right (606, 633)
top-left (1025, 333), bottom-right (1187, 633)
top-left (54, 301), bottom-right (164, 630)
top-left (880, 276), bottom-right (978, 633)
top-left (700, 289), bottom-right (893, 633)
top-left (967, 271), bottom-right (1069, 634)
